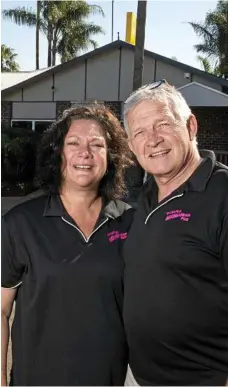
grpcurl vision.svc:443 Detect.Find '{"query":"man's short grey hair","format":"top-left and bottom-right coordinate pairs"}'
top-left (123, 81), bottom-right (192, 134)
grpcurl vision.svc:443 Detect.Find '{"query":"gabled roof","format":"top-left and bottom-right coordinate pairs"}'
top-left (2, 40), bottom-right (228, 96)
top-left (178, 81), bottom-right (228, 98)
top-left (178, 82), bottom-right (228, 106)
top-left (1, 67), bottom-right (56, 90)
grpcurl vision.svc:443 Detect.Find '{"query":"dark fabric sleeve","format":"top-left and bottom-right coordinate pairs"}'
top-left (219, 190), bottom-right (228, 278)
top-left (220, 210), bottom-right (228, 278)
top-left (1, 216), bottom-right (25, 288)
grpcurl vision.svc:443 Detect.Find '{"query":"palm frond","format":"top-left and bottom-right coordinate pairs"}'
top-left (188, 0), bottom-right (228, 76)
top-left (1, 44), bottom-right (19, 72)
top-left (2, 7), bottom-right (37, 26)
top-left (194, 43), bottom-right (219, 57)
top-left (188, 21), bottom-right (214, 40)
top-left (88, 5), bottom-right (105, 17)
top-left (197, 55), bottom-right (212, 72)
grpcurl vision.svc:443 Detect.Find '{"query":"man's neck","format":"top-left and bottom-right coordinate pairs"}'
top-left (155, 150), bottom-right (202, 202)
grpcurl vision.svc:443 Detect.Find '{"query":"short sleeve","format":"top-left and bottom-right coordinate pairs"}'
top-left (1, 216), bottom-right (25, 288)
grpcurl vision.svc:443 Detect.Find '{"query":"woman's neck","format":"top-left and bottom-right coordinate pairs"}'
top-left (60, 184), bottom-right (101, 212)
top-left (60, 186), bottom-right (103, 238)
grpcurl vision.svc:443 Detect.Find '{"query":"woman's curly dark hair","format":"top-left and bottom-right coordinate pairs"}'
top-left (36, 104), bottom-right (133, 201)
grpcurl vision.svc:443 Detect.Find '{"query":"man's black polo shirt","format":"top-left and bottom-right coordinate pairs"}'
top-left (2, 194), bottom-right (134, 386)
top-left (123, 151), bottom-right (228, 386)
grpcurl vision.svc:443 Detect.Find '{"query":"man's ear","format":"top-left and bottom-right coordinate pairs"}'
top-left (187, 114), bottom-right (198, 141)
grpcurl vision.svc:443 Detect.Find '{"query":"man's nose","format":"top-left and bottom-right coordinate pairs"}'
top-left (146, 130), bottom-right (162, 147)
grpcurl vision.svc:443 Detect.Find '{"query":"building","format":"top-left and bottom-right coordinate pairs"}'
top-left (2, 39), bottom-right (228, 161)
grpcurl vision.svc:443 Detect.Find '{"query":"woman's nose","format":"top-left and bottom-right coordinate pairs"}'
top-left (77, 144), bottom-right (92, 157)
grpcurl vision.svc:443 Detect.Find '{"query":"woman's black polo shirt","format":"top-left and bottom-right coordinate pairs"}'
top-left (2, 194), bottom-right (134, 386)
top-left (123, 151), bottom-right (228, 386)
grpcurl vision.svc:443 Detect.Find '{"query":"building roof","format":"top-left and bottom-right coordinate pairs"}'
top-left (1, 67), bottom-right (56, 90)
top-left (178, 82), bottom-right (228, 106)
top-left (178, 81), bottom-right (228, 97)
top-left (2, 40), bottom-right (228, 96)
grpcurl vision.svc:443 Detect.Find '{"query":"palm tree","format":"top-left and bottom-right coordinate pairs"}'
top-left (133, 0), bottom-right (147, 91)
top-left (36, 1), bottom-right (41, 69)
top-left (197, 55), bottom-right (221, 75)
top-left (189, 0), bottom-right (228, 77)
top-left (1, 44), bottom-right (19, 72)
top-left (46, 1), bottom-right (105, 65)
top-left (2, 5), bottom-right (39, 67)
top-left (2, 0), bottom-right (104, 68)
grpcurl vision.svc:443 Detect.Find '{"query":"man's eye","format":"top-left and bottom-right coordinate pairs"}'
top-left (157, 123), bottom-right (169, 130)
top-left (134, 131), bottom-right (143, 138)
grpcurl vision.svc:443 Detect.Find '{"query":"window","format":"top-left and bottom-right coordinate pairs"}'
top-left (35, 121), bottom-right (53, 133)
top-left (11, 120), bottom-right (33, 130)
top-left (11, 120), bottom-right (54, 133)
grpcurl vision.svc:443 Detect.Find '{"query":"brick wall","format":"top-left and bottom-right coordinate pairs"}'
top-left (1, 101), bottom-right (12, 127)
top-left (56, 101), bottom-right (71, 119)
top-left (192, 107), bottom-right (228, 151)
top-left (104, 101), bottom-right (122, 120)
top-left (56, 101), bottom-right (122, 121)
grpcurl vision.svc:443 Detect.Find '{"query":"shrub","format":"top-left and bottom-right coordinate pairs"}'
top-left (1, 125), bottom-right (41, 183)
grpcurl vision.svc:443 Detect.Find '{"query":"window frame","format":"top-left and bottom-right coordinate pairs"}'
top-left (11, 119), bottom-right (55, 131)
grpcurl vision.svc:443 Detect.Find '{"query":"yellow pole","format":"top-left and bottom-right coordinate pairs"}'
top-left (125, 12), bottom-right (137, 45)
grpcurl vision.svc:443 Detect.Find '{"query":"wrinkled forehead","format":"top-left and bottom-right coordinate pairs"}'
top-left (66, 118), bottom-right (105, 138)
top-left (127, 100), bottom-right (174, 127)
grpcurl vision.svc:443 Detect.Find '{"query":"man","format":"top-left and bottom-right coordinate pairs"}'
top-left (123, 80), bottom-right (228, 386)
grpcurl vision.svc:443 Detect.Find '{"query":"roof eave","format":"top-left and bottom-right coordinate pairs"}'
top-left (2, 40), bottom-right (228, 96)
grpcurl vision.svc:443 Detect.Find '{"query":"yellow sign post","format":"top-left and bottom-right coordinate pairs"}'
top-left (125, 12), bottom-right (137, 45)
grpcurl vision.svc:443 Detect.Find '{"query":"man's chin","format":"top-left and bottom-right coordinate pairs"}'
top-left (145, 167), bottom-right (173, 177)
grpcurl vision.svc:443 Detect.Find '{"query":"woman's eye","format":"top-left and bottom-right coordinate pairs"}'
top-left (91, 143), bottom-right (103, 148)
top-left (67, 142), bottom-right (78, 146)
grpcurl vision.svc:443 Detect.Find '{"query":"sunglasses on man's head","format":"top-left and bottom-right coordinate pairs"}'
top-left (148, 79), bottom-right (167, 90)
top-left (124, 79), bottom-right (168, 104)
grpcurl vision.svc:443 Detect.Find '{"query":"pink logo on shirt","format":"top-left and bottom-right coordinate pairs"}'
top-left (107, 230), bottom-right (128, 242)
top-left (165, 209), bottom-right (191, 222)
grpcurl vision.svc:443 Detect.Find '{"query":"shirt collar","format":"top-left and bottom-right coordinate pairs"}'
top-left (43, 194), bottom-right (65, 217)
top-left (183, 149), bottom-right (215, 193)
top-left (144, 149), bottom-right (216, 198)
top-left (43, 194), bottom-right (121, 219)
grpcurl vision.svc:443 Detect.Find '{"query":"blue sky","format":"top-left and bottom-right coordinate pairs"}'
top-left (1, 0), bottom-right (217, 71)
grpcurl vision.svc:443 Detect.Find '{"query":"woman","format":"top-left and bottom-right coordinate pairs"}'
top-left (1, 105), bottom-right (134, 386)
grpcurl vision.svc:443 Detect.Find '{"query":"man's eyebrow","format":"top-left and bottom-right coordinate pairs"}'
top-left (154, 116), bottom-right (174, 125)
